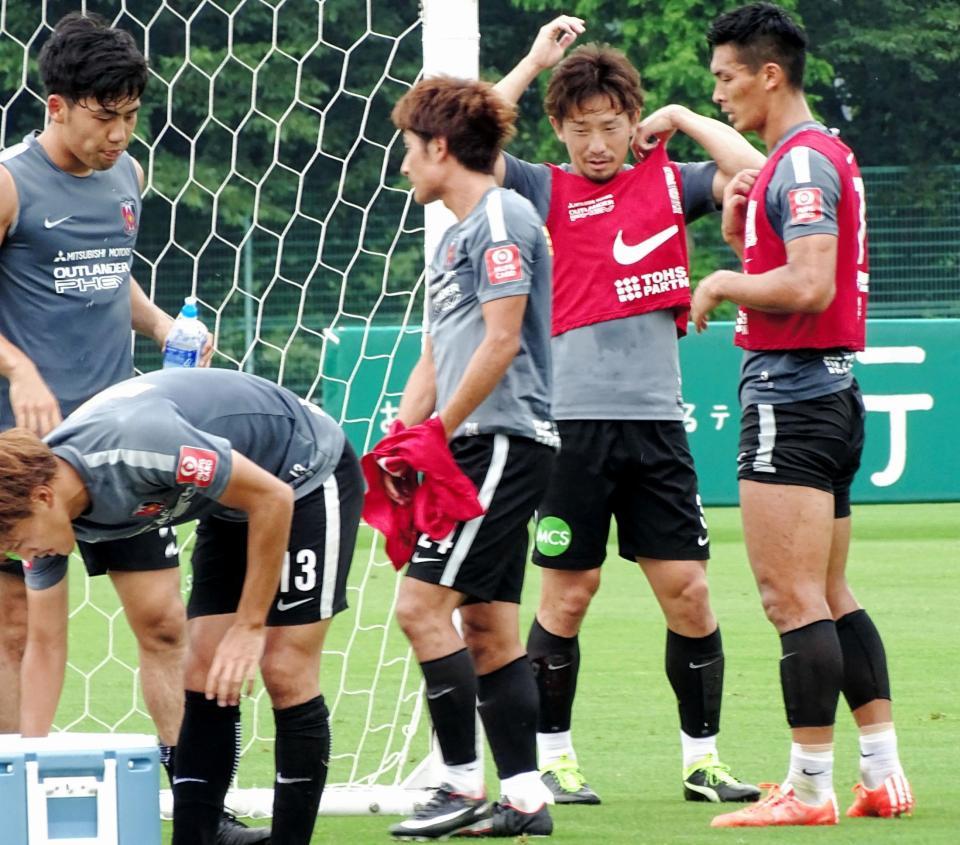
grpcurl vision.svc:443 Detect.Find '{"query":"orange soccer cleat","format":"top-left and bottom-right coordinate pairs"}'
top-left (710, 783), bottom-right (839, 828)
top-left (846, 772), bottom-right (915, 818)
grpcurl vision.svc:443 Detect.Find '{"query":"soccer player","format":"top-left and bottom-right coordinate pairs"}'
top-left (692, 3), bottom-right (914, 827)
top-left (491, 17), bottom-right (764, 805)
top-left (0, 366), bottom-right (362, 845)
top-left (379, 77), bottom-right (557, 839)
top-left (0, 14), bottom-right (261, 843)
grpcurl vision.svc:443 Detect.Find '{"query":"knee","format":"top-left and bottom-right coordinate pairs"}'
top-left (541, 573), bottom-right (599, 630)
top-left (395, 593), bottom-right (440, 644)
top-left (461, 617), bottom-right (498, 668)
top-left (134, 603), bottom-right (187, 653)
top-left (663, 575), bottom-right (713, 634)
top-left (757, 580), bottom-right (824, 632)
top-left (261, 645), bottom-right (317, 708)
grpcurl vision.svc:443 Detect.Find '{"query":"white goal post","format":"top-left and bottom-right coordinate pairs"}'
top-left (0, 0), bottom-right (479, 818)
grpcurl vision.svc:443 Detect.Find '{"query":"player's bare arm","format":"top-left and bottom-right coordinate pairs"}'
top-left (635, 105), bottom-right (765, 201)
top-left (437, 293), bottom-right (527, 439)
top-left (719, 168), bottom-right (760, 258)
top-left (19, 578), bottom-right (69, 737)
top-left (204, 451), bottom-right (294, 706)
top-left (396, 335), bottom-right (438, 428)
top-left (691, 232), bottom-right (837, 332)
top-left (492, 14), bottom-right (584, 184)
top-left (0, 164), bottom-right (63, 436)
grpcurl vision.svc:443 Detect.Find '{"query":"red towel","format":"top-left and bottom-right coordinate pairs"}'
top-left (361, 417), bottom-right (485, 569)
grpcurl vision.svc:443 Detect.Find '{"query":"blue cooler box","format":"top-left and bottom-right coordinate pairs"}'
top-left (0, 733), bottom-right (160, 845)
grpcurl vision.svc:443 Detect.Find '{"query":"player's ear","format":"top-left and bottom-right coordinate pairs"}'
top-left (31, 484), bottom-right (55, 509)
top-left (761, 61), bottom-right (785, 92)
top-left (548, 115), bottom-right (564, 143)
top-left (47, 94), bottom-right (68, 124)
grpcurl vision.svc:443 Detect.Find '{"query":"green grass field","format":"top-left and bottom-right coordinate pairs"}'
top-left (59, 502), bottom-right (960, 843)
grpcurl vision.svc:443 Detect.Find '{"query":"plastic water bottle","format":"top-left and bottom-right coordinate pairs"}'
top-left (162, 296), bottom-right (207, 368)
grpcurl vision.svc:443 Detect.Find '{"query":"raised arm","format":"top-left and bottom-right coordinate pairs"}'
top-left (493, 15), bottom-right (584, 184)
top-left (636, 105), bottom-right (765, 203)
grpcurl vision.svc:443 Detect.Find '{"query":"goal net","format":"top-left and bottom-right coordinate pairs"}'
top-left (0, 0), bottom-right (479, 817)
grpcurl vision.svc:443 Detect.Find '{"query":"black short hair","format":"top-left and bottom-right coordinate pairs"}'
top-left (707, 3), bottom-right (807, 89)
top-left (38, 13), bottom-right (147, 106)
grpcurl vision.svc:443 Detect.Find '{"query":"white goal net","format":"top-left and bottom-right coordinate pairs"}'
top-left (0, 0), bottom-right (479, 817)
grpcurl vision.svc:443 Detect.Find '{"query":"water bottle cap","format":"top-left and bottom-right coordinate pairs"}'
top-left (181, 296), bottom-right (198, 318)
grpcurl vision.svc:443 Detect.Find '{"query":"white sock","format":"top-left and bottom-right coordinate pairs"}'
top-left (442, 760), bottom-right (484, 797)
top-left (859, 727), bottom-right (902, 788)
top-left (785, 743), bottom-right (834, 806)
top-left (681, 730), bottom-right (719, 770)
top-left (537, 731), bottom-right (575, 767)
top-left (499, 770), bottom-right (551, 812)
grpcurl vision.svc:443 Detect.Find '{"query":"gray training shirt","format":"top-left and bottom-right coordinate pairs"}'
top-left (427, 187), bottom-right (558, 447)
top-left (0, 134), bottom-right (141, 427)
top-left (503, 153), bottom-right (718, 421)
top-left (739, 122), bottom-right (855, 408)
top-left (26, 368), bottom-right (345, 589)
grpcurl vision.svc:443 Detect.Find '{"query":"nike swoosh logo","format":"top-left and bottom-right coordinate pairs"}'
top-left (276, 597), bottom-right (313, 611)
top-left (411, 554), bottom-right (442, 564)
top-left (697, 535), bottom-right (709, 546)
top-left (43, 215), bottom-right (73, 229)
top-left (546, 661), bottom-right (572, 671)
top-left (399, 804), bottom-right (489, 830)
top-left (426, 685), bottom-right (456, 701)
top-left (801, 768), bottom-right (825, 777)
top-left (859, 752), bottom-right (876, 758)
top-left (612, 225), bottom-right (679, 266)
top-left (276, 774), bottom-right (313, 784)
top-left (172, 777), bottom-right (208, 785)
top-left (688, 658), bottom-right (721, 670)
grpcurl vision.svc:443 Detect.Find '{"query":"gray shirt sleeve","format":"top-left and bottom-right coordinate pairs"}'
top-left (502, 153), bottom-right (552, 221)
top-left (766, 148), bottom-right (841, 242)
top-left (24, 555), bottom-right (68, 590)
top-left (676, 161), bottom-right (720, 223)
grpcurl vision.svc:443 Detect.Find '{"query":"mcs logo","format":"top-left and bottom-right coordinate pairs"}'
top-left (536, 516), bottom-right (572, 557)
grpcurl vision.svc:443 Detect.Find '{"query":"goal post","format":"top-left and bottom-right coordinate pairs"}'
top-left (0, 0), bottom-right (479, 819)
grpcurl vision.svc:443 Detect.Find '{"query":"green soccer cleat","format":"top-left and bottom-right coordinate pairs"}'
top-left (683, 754), bottom-right (761, 803)
top-left (540, 755), bottom-right (601, 805)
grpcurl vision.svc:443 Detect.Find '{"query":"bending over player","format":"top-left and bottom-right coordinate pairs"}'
top-left (0, 367), bottom-right (362, 845)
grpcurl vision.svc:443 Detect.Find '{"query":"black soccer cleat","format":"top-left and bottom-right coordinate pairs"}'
top-left (455, 800), bottom-right (553, 837)
top-left (216, 811), bottom-right (272, 844)
top-left (389, 784), bottom-right (489, 840)
top-left (682, 755), bottom-right (762, 803)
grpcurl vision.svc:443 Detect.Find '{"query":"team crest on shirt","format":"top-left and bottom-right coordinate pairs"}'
top-left (120, 200), bottom-right (138, 235)
top-left (788, 188), bottom-right (823, 224)
top-left (176, 446), bottom-right (218, 487)
top-left (132, 501), bottom-right (166, 518)
top-left (484, 244), bottom-right (523, 284)
top-left (445, 239), bottom-right (458, 268)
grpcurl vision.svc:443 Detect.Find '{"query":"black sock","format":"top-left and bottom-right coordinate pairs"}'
top-left (271, 695), bottom-right (329, 845)
top-left (421, 648), bottom-right (478, 766)
top-left (160, 744), bottom-right (176, 788)
top-left (172, 691), bottom-right (239, 845)
top-left (477, 656), bottom-right (538, 779)
top-left (665, 627), bottom-right (724, 738)
top-left (527, 617), bottom-right (579, 733)
top-left (779, 620), bottom-right (843, 728)
top-left (836, 609), bottom-right (892, 711)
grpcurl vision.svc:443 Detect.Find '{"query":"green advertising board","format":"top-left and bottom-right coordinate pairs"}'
top-left (323, 320), bottom-right (960, 505)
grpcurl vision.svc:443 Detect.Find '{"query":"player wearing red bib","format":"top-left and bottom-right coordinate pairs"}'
top-left (493, 16), bottom-right (765, 806)
top-left (692, 3), bottom-right (913, 828)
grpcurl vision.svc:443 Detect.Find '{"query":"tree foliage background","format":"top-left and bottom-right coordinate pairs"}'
top-left (1, 0), bottom-right (958, 389)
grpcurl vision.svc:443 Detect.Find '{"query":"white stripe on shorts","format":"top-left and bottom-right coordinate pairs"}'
top-left (752, 403), bottom-right (778, 474)
top-left (319, 472), bottom-right (341, 618)
top-left (440, 434), bottom-right (509, 588)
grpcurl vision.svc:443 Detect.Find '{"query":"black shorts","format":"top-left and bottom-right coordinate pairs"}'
top-left (737, 385), bottom-right (865, 518)
top-left (405, 435), bottom-right (554, 604)
top-left (0, 529), bottom-right (179, 580)
top-left (187, 442), bottom-right (363, 626)
top-left (532, 420), bottom-right (710, 570)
